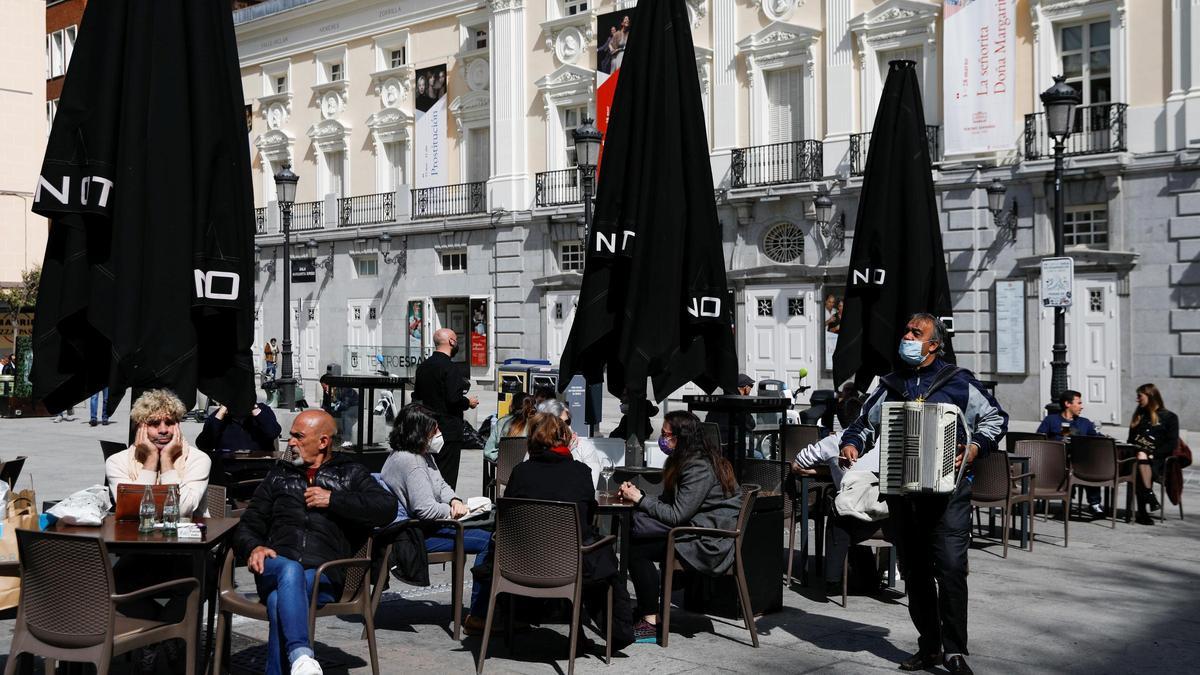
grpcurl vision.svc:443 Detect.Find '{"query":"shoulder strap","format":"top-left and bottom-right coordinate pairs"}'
top-left (920, 365), bottom-right (964, 400)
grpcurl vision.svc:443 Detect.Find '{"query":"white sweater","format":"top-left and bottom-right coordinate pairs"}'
top-left (105, 443), bottom-right (211, 518)
top-left (792, 434), bottom-right (879, 490)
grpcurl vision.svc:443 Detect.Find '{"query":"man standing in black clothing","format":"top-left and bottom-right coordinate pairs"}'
top-left (413, 328), bottom-right (478, 488)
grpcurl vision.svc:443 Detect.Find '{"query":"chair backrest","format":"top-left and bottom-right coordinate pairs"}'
top-left (1017, 440), bottom-right (1069, 493)
top-left (16, 529), bottom-right (115, 647)
top-left (339, 536), bottom-right (374, 603)
top-left (496, 436), bottom-right (528, 488)
top-left (971, 451), bottom-right (1012, 502)
top-left (1005, 431), bottom-right (1048, 456)
top-left (612, 466), bottom-right (665, 498)
top-left (737, 458), bottom-right (786, 494)
top-left (99, 441), bottom-right (126, 487)
top-left (701, 422), bottom-right (722, 448)
top-left (733, 485), bottom-right (761, 539)
top-left (0, 456), bottom-right (27, 488)
top-left (781, 424), bottom-right (822, 459)
top-left (206, 485), bottom-right (229, 519)
top-left (494, 498), bottom-right (581, 589)
top-left (1069, 436), bottom-right (1117, 482)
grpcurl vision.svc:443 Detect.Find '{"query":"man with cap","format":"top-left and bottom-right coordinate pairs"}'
top-left (705, 373), bottom-right (757, 453)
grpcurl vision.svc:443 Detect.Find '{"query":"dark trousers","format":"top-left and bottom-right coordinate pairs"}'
top-left (887, 482), bottom-right (972, 656)
top-left (628, 535), bottom-right (669, 617)
top-left (436, 438), bottom-right (463, 490)
top-left (824, 515), bottom-right (891, 584)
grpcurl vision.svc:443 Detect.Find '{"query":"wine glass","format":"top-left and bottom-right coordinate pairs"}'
top-left (600, 455), bottom-right (616, 497)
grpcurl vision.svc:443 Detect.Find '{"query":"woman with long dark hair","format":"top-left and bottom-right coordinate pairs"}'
top-left (618, 410), bottom-right (741, 643)
top-left (1127, 383), bottom-right (1180, 524)
top-left (380, 404), bottom-right (493, 632)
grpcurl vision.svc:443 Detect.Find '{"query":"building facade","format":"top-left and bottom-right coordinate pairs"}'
top-left (236, 0), bottom-right (1199, 426)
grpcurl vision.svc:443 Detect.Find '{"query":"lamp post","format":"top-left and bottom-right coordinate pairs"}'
top-left (274, 164), bottom-right (299, 410)
top-left (985, 178), bottom-right (1018, 236)
top-left (1040, 75), bottom-right (1081, 411)
top-left (812, 191), bottom-right (844, 256)
top-left (572, 118), bottom-right (603, 259)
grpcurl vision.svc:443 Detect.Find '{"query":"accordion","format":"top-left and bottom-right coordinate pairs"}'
top-left (877, 402), bottom-right (964, 495)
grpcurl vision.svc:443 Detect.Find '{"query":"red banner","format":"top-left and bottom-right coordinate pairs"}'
top-left (595, 9), bottom-right (635, 173)
top-left (469, 298), bottom-right (488, 367)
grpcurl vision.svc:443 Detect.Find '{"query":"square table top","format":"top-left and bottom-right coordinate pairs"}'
top-left (50, 515), bottom-right (240, 548)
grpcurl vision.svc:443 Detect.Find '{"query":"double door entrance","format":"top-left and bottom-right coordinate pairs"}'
top-left (744, 286), bottom-right (819, 392)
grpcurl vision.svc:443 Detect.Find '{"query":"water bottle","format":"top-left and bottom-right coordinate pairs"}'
top-left (162, 485), bottom-right (179, 536)
top-left (138, 485), bottom-right (156, 534)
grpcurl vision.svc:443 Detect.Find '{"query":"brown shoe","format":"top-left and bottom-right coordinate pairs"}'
top-left (462, 614), bottom-right (487, 636)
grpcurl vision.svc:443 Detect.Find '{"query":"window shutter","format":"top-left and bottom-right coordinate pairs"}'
top-left (766, 68), bottom-right (803, 143)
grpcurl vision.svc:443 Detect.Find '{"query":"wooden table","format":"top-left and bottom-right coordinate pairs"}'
top-left (596, 493), bottom-right (635, 580)
top-left (50, 516), bottom-right (240, 673)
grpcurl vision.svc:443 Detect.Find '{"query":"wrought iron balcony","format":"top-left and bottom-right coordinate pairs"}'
top-left (338, 192), bottom-right (395, 227)
top-left (288, 200), bottom-right (324, 232)
top-left (413, 181), bottom-right (486, 218)
top-left (849, 125), bottom-right (942, 177)
top-left (535, 168), bottom-right (582, 207)
top-left (254, 207), bottom-right (266, 234)
top-left (1023, 102), bottom-right (1127, 160)
top-left (730, 139), bottom-right (824, 189)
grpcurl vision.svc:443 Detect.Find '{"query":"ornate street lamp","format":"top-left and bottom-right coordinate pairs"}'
top-left (378, 232), bottom-right (405, 270)
top-left (812, 191), bottom-right (844, 255)
top-left (572, 118), bottom-right (603, 262)
top-left (273, 164), bottom-right (299, 410)
top-left (306, 238), bottom-right (334, 276)
top-left (985, 178), bottom-right (1018, 235)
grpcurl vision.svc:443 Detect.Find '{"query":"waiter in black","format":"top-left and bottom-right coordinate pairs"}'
top-left (839, 314), bottom-right (1008, 675)
top-left (413, 328), bottom-right (478, 488)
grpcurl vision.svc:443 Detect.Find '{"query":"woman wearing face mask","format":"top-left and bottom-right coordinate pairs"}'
top-left (618, 411), bottom-right (742, 644)
top-left (380, 404), bottom-right (493, 632)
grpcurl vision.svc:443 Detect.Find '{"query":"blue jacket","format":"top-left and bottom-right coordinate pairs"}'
top-left (1036, 413), bottom-right (1099, 441)
top-left (841, 358), bottom-right (1009, 457)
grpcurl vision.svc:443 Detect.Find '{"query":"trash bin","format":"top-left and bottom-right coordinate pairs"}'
top-left (495, 358), bottom-right (553, 417)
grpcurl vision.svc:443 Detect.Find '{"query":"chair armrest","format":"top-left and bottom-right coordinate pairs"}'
top-left (432, 518), bottom-right (464, 534)
top-left (112, 576), bottom-right (200, 604)
top-left (1117, 456), bottom-right (1138, 465)
top-left (667, 525), bottom-right (739, 540)
top-left (310, 556), bottom-right (373, 608)
top-left (1010, 472), bottom-right (1035, 481)
top-left (580, 534), bottom-right (616, 554)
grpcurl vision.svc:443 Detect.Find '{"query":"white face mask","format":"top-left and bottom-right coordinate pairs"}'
top-left (427, 432), bottom-right (445, 455)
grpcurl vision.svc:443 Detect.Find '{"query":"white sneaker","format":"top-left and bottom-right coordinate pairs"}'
top-left (290, 654), bottom-right (323, 675)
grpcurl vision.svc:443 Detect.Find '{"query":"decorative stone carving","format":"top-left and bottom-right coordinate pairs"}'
top-left (449, 91), bottom-right (491, 135)
top-left (761, 0), bottom-right (806, 23)
top-left (367, 107), bottom-right (412, 144)
top-left (379, 78), bottom-right (406, 107)
top-left (320, 90), bottom-right (344, 120)
top-left (685, 0), bottom-right (707, 29)
top-left (371, 64), bottom-right (414, 110)
top-left (554, 26), bottom-right (586, 65)
top-left (307, 118), bottom-right (350, 153)
top-left (466, 58), bottom-right (490, 92)
top-left (255, 129), bottom-right (293, 164)
top-left (536, 65), bottom-right (595, 116)
top-left (873, 7), bottom-right (918, 23)
top-left (488, 0), bottom-right (523, 12)
top-left (540, 11), bottom-right (596, 67)
top-left (265, 102), bottom-right (287, 130)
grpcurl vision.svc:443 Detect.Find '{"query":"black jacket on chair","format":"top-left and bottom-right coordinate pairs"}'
top-left (413, 352), bottom-right (470, 441)
top-left (233, 454), bottom-right (398, 589)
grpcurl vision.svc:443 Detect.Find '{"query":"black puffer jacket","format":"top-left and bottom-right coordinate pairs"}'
top-left (233, 453), bottom-right (398, 589)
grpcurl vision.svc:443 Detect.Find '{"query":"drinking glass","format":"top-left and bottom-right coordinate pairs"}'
top-left (600, 455), bottom-right (615, 497)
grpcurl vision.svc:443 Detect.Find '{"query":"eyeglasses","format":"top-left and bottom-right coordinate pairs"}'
top-left (660, 430), bottom-right (675, 438)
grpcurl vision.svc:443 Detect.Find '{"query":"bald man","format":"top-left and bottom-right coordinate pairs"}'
top-left (412, 328), bottom-right (479, 488)
top-left (233, 410), bottom-right (397, 675)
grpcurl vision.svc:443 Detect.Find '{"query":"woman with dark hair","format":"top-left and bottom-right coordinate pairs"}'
top-left (482, 392), bottom-right (532, 461)
top-left (1127, 383), bottom-right (1180, 524)
top-left (379, 404), bottom-right (493, 631)
top-left (618, 410), bottom-right (742, 643)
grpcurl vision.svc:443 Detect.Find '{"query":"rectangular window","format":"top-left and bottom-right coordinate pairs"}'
top-left (474, 27), bottom-right (488, 50)
top-left (46, 99), bottom-right (57, 132)
top-left (561, 104), bottom-right (589, 167)
top-left (50, 31), bottom-right (64, 78)
top-left (559, 241), bottom-right (584, 272)
top-left (275, 75), bottom-right (287, 93)
top-left (440, 249), bottom-right (468, 273)
top-left (765, 67), bottom-right (804, 143)
top-left (390, 48), bottom-right (406, 68)
top-left (565, 0), bottom-right (589, 15)
top-left (1063, 206), bottom-right (1108, 248)
top-left (1059, 20), bottom-right (1111, 106)
top-left (329, 62), bottom-right (343, 82)
top-left (467, 127), bottom-right (490, 183)
top-left (354, 256), bottom-right (378, 278)
top-left (46, 27), bottom-right (76, 79)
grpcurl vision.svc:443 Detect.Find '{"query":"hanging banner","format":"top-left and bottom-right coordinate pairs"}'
top-left (415, 64), bottom-right (447, 188)
top-left (596, 9), bottom-right (635, 169)
top-left (406, 299), bottom-right (425, 368)
top-left (469, 298), bottom-right (488, 368)
top-left (943, 0), bottom-right (1015, 155)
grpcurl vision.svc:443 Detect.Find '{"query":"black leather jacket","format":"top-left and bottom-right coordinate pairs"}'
top-left (233, 453), bottom-right (397, 588)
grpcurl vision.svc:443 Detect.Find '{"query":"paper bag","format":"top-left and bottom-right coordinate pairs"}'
top-left (0, 486), bottom-right (40, 611)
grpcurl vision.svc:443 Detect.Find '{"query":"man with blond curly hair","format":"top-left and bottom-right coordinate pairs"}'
top-left (106, 388), bottom-right (211, 518)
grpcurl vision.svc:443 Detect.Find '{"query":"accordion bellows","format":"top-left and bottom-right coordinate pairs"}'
top-left (878, 402), bottom-right (962, 495)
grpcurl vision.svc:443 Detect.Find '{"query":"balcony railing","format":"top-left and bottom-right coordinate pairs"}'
top-left (254, 207), bottom-right (266, 234)
top-left (1024, 102), bottom-right (1127, 160)
top-left (849, 125), bottom-right (942, 177)
top-left (288, 200), bottom-right (324, 232)
top-left (339, 192), bottom-right (395, 227)
top-left (536, 168), bottom-right (582, 207)
top-left (413, 181), bottom-right (486, 218)
top-left (730, 140), bottom-right (823, 189)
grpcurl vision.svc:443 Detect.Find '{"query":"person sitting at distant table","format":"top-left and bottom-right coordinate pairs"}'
top-left (196, 401), bottom-right (282, 456)
top-left (1036, 389), bottom-right (1104, 518)
top-left (482, 392), bottom-right (534, 461)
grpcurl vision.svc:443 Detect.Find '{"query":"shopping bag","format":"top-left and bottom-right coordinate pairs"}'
top-left (0, 482), bottom-right (40, 610)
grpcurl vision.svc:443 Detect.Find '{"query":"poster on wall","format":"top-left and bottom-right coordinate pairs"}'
top-left (596, 9), bottom-right (636, 168)
top-left (942, 0), bottom-right (1015, 155)
top-left (994, 279), bottom-right (1026, 374)
top-left (406, 299), bottom-right (424, 367)
top-left (469, 298), bottom-right (488, 368)
top-left (415, 64), bottom-right (447, 188)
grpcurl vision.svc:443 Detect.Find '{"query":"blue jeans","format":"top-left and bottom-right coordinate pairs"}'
top-left (89, 388), bottom-right (109, 422)
top-left (426, 527), bottom-right (492, 616)
top-left (255, 556), bottom-right (336, 675)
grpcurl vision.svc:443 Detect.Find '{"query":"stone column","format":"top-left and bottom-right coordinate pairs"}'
top-left (824, 0), bottom-right (854, 176)
top-left (710, 0), bottom-right (738, 184)
top-left (488, 0), bottom-right (530, 209)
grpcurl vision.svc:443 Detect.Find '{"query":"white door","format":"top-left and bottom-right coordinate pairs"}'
top-left (294, 298), bottom-right (320, 381)
top-left (1039, 275), bottom-right (1120, 424)
top-left (545, 291), bottom-right (579, 364)
top-left (744, 286), bottom-right (818, 392)
top-left (347, 299), bottom-right (381, 374)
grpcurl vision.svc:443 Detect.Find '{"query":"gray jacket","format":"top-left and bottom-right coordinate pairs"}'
top-left (636, 457), bottom-right (742, 574)
top-left (380, 450), bottom-right (458, 521)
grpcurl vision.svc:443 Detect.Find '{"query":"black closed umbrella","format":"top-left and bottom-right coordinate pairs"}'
top-left (833, 60), bottom-right (955, 390)
top-left (558, 0), bottom-right (737, 441)
top-left (31, 0), bottom-right (256, 415)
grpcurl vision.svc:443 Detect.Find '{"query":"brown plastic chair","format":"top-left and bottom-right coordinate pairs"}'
top-left (494, 437), bottom-right (528, 496)
top-left (661, 486), bottom-right (760, 649)
top-left (367, 518), bottom-right (468, 640)
top-left (1005, 431), bottom-right (1047, 455)
top-left (212, 537), bottom-right (380, 674)
top-left (737, 458), bottom-right (806, 585)
top-left (970, 451), bottom-right (1036, 557)
top-left (1070, 437), bottom-right (1136, 528)
top-left (477, 498), bottom-right (615, 675)
top-left (5, 529), bottom-right (200, 675)
top-left (781, 424), bottom-right (822, 457)
top-left (839, 524), bottom-right (894, 608)
top-left (0, 456), bottom-right (27, 488)
top-left (1016, 440), bottom-right (1071, 546)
